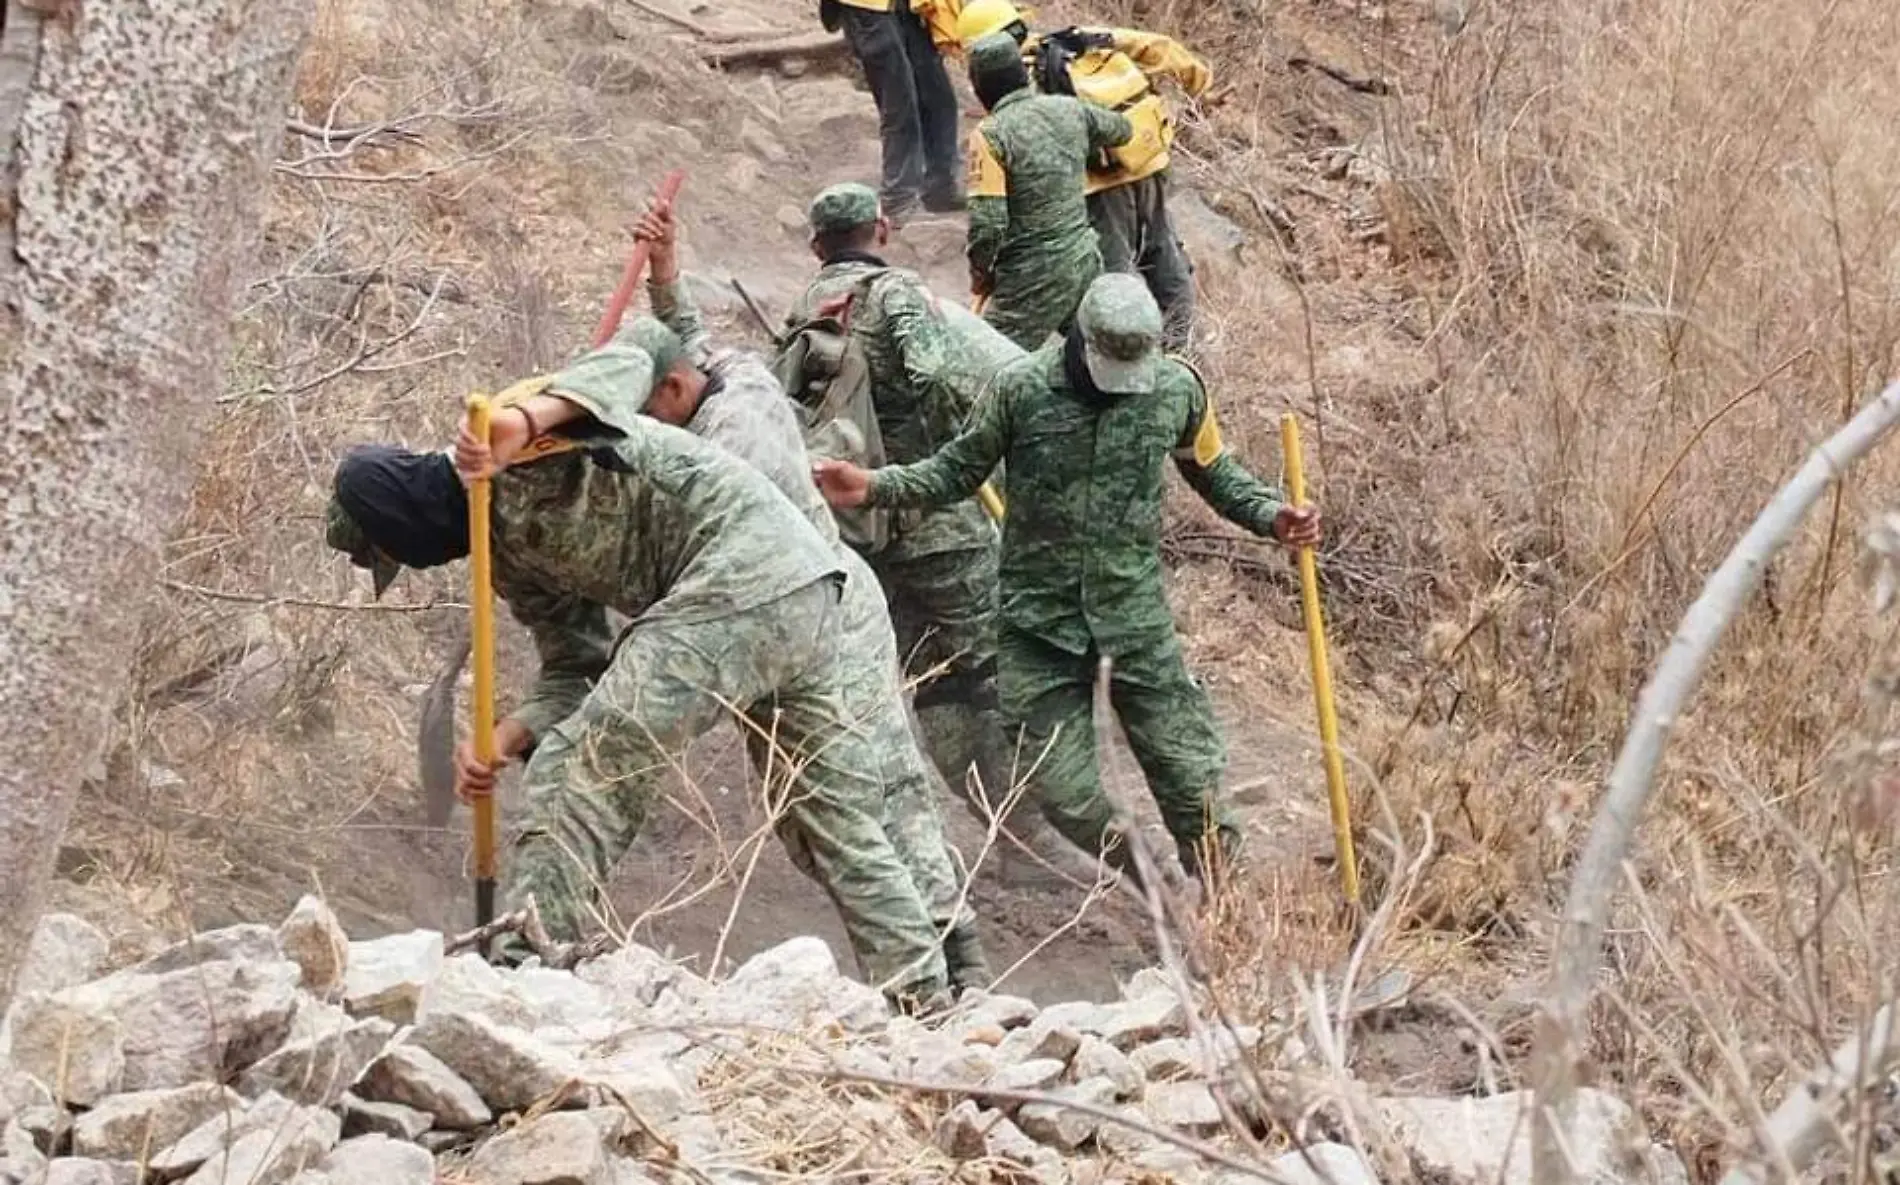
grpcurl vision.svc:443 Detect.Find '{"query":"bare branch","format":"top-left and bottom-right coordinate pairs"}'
top-left (700, 32), bottom-right (851, 70)
top-left (1718, 1002), bottom-right (1900, 1185)
top-left (161, 579), bottom-right (466, 614)
top-left (1534, 378), bottom-right (1900, 1185)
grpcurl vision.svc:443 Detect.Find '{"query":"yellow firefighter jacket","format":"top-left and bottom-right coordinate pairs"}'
top-left (967, 26), bottom-right (1212, 199)
top-left (836, 0), bottom-right (964, 52)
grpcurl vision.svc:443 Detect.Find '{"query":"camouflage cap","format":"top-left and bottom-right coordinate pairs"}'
top-left (1075, 273), bottom-right (1162, 395)
top-left (325, 495), bottom-right (403, 598)
top-left (548, 339), bottom-right (661, 437)
top-left (808, 182), bottom-right (881, 236)
top-left (967, 31), bottom-right (1023, 74)
top-left (619, 316), bottom-right (687, 387)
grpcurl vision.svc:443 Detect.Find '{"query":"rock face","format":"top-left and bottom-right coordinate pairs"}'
top-left (136, 924), bottom-right (283, 975)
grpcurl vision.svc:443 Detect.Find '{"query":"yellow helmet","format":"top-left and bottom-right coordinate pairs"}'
top-left (956, 0), bottom-right (1024, 48)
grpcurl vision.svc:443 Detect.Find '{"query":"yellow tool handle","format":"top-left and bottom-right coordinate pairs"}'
top-left (1282, 413), bottom-right (1359, 905)
top-left (978, 482), bottom-right (1006, 521)
top-left (466, 395), bottom-right (500, 916)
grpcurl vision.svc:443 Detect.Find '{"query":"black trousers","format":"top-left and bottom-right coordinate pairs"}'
top-left (839, 3), bottom-right (961, 208)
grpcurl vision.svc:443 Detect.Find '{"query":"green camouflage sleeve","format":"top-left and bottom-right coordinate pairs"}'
top-left (1171, 371), bottom-right (1285, 537)
top-left (879, 280), bottom-right (968, 444)
top-left (647, 275), bottom-right (714, 361)
top-left (867, 377), bottom-right (1011, 510)
top-left (1082, 101), bottom-right (1135, 149)
top-left (496, 570), bottom-right (614, 741)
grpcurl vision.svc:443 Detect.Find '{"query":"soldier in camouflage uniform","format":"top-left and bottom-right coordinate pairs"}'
top-left (964, 32), bottom-right (1134, 351)
top-left (785, 183), bottom-right (1079, 884)
top-left (324, 395), bottom-right (950, 1004)
top-left (617, 198), bottom-right (990, 989)
top-left (814, 274), bottom-right (1323, 883)
top-left (957, 0), bottom-right (1213, 348)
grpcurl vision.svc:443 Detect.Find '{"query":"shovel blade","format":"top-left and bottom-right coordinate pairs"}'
top-left (418, 627), bottom-right (471, 828)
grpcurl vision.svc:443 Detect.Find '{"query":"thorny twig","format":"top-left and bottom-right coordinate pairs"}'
top-left (445, 901), bottom-right (615, 970)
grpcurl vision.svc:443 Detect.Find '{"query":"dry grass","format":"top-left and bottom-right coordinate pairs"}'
top-left (56, 0), bottom-right (1900, 1177)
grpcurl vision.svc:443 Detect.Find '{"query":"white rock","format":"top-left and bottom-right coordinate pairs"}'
top-left (1265, 1142), bottom-right (1383, 1185)
top-left (343, 932), bottom-right (443, 1024)
top-left (410, 1011), bottom-right (581, 1113)
top-left (357, 1044), bottom-right (492, 1129)
top-left (18, 960), bottom-right (301, 1097)
top-left (41, 1159), bottom-right (139, 1185)
top-left (1144, 1080), bottom-right (1224, 1135)
top-left (1098, 993), bottom-right (1188, 1051)
top-left (1130, 1037), bottom-right (1195, 1081)
top-left (318, 1135), bottom-right (434, 1185)
top-left (576, 946), bottom-right (703, 1013)
top-left (918, 1042), bottom-right (997, 1087)
top-left (996, 1012), bottom-right (1083, 1067)
top-left (429, 955), bottom-right (533, 1028)
top-left (136, 925), bottom-right (282, 974)
top-left (1121, 967), bottom-right (1175, 1000)
top-left (152, 1093), bottom-right (298, 1178)
top-left (0, 1073), bottom-right (52, 1130)
top-left (5, 993), bottom-right (126, 1104)
top-left (1378, 1089), bottom-right (1648, 1185)
top-left (182, 1104), bottom-right (338, 1185)
top-left (698, 938), bottom-right (887, 1034)
top-left (72, 1083), bottom-right (240, 1161)
top-left (279, 898), bottom-right (349, 998)
top-left (933, 1099), bottom-right (989, 1159)
top-left (339, 1094), bottom-right (432, 1142)
top-left (3, 1115), bottom-right (48, 1180)
top-left (1072, 1036), bottom-right (1143, 1099)
top-left (12, 914), bottom-right (110, 999)
top-left (504, 967), bottom-right (610, 1030)
top-left (955, 991), bottom-right (1038, 1032)
top-left (984, 1058), bottom-right (1066, 1095)
top-left (466, 1110), bottom-right (620, 1185)
top-left (583, 1053), bottom-right (692, 1123)
top-left (238, 1016), bottom-right (395, 1107)
top-left (1017, 1077), bottom-right (1118, 1151)
top-left (285, 994), bottom-right (353, 1044)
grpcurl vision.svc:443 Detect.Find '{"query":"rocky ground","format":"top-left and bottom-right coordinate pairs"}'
top-left (0, 903), bottom-right (1685, 1184)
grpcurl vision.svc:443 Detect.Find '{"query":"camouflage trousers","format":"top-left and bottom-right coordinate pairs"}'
top-left (506, 576), bottom-right (948, 996)
top-left (1089, 173), bottom-right (1194, 352)
top-left (997, 624), bottom-right (1238, 874)
top-left (834, 549), bottom-right (975, 937)
top-left (981, 238), bottom-right (1102, 351)
top-left (874, 541), bottom-right (1057, 826)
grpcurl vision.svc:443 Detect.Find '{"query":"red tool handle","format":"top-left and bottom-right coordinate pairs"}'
top-left (593, 169), bottom-right (688, 348)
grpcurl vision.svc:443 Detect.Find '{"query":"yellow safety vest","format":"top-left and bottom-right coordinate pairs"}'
top-left (1061, 44), bottom-right (1173, 191)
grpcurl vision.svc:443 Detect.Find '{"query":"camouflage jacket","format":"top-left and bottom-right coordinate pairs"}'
top-left (866, 342), bottom-right (1285, 656)
top-left (967, 90), bottom-right (1132, 290)
top-left (643, 276), bottom-right (844, 546)
top-left (493, 403), bottom-right (841, 740)
top-left (786, 257), bottom-right (1013, 559)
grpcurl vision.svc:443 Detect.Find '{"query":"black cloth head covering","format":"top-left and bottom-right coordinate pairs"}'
top-left (331, 445), bottom-right (470, 571)
top-left (969, 34), bottom-right (1030, 110)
